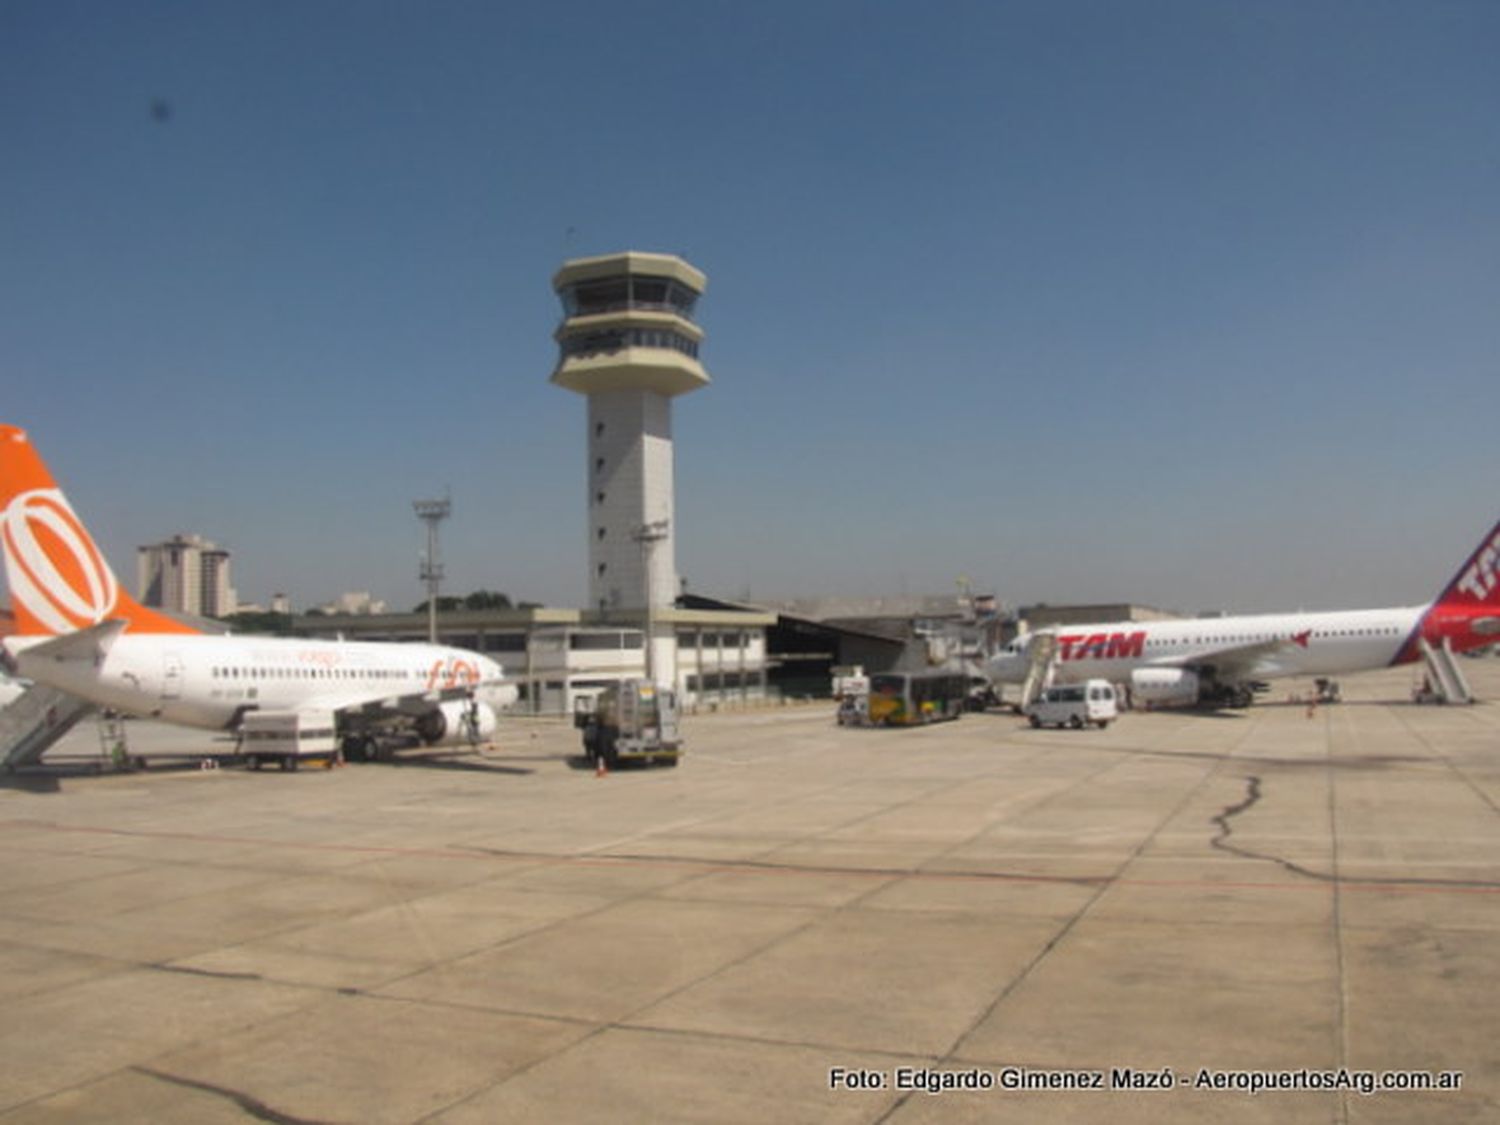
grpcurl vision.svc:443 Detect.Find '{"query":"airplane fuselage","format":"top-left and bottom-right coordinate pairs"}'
top-left (6, 632), bottom-right (516, 731)
top-left (1035, 606), bottom-right (1425, 684)
top-left (988, 599), bottom-right (1500, 706)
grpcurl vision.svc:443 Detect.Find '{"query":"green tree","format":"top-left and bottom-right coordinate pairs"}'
top-left (463, 590), bottom-right (513, 611)
top-left (413, 591), bottom-right (520, 613)
top-left (220, 611), bottom-right (296, 636)
top-left (412, 596), bottom-right (464, 614)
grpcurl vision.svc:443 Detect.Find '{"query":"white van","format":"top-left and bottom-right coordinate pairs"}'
top-left (1027, 680), bottom-right (1118, 729)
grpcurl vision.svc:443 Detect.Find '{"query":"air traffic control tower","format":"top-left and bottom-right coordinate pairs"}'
top-left (550, 251), bottom-right (709, 680)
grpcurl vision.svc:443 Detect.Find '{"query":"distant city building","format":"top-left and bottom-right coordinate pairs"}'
top-left (270, 593), bottom-right (292, 615)
top-left (137, 534), bottom-right (237, 618)
top-left (315, 591), bottom-right (387, 616)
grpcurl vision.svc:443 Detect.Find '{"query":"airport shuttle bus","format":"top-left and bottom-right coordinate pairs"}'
top-left (866, 672), bottom-right (967, 726)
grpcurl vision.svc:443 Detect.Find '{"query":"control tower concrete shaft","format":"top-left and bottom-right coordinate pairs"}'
top-left (550, 251), bottom-right (709, 614)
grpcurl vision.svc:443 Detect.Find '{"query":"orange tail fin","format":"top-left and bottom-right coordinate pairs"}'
top-left (1, 426), bottom-right (199, 636)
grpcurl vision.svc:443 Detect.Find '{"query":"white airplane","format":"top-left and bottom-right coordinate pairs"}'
top-left (989, 519), bottom-right (1500, 708)
top-left (0, 425), bottom-right (517, 756)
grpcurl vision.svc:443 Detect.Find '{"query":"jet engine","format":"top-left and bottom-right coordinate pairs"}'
top-left (415, 699), bottom-right (497, 746)
top-left (1130, 668), bottom-right (1200, 707)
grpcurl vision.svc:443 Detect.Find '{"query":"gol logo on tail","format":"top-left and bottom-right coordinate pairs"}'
top-left (0, 488), bottom-right (119, 633)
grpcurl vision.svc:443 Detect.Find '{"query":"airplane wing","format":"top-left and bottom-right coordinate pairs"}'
top-left (295, 679), bottom-right (509, 753)
top-left (300, 677), bottom-right (505, 721)
top-left (1150, 631), bottom-right (1311, 681)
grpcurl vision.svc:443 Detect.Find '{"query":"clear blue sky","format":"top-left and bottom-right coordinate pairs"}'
top-left (4, 1), bottom-right (1497, 616)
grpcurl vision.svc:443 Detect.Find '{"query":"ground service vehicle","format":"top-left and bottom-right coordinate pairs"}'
top-left (240, 709), bottom-right (338, 770)
top-left (575, 680), bottom-right (681, 768)
top-left (866, 672), bottom-right (967, 726)
top-left (1028, 680), bottom-right (1118, 729)
top-left (833, 666), bottom-right (870, 726)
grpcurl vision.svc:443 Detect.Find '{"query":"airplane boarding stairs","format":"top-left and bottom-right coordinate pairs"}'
top-left (1018, 633), bottom-right (1059, 712)
top-left (0, 684), bottom-right (96, 772)
top-left (1418, 637), bottom-right (1474, 705)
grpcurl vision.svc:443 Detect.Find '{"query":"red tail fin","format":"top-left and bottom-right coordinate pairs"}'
top-left (1400, 518), bottom-right (1500, 661)
top-left (1431, 519), bottom-right (1500, 611)
top-left (1, 426), bottom-right (199, 636)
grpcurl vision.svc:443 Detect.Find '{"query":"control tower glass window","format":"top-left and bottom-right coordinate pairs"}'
top-left (632, 278), bottom-right (669, 306)
top-left (559, 276), bottom-right (699, 320)
top-left (566, 278), bottom-right (629, 317)
top-left (666, 282), bottom-right (698, 319)
top-left (559, 328), bottom-right (700, 359)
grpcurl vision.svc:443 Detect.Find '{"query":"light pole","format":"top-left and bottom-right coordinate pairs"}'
top-left (413, 495), bottom-right (451, 644)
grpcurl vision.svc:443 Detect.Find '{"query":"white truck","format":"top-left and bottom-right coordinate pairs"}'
top-left (575, 681), bottom-right (681, 769)
top-left (239, 709), bottom-right (338, 771)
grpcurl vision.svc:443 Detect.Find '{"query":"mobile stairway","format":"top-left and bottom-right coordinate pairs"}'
top-left (1017, 633), bottom-right (1059, 712)
top-left (1417, 637), bottom-right (1474, 705)
top-left (0, 684), bottom-right (96, 772)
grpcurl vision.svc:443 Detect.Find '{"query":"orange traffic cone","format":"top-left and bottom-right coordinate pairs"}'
top-left (595, 755), bottom-right (608, 778)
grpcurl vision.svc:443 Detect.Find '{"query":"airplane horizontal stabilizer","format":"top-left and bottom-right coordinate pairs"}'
top-left (15, 619), bottom-right (128, 665)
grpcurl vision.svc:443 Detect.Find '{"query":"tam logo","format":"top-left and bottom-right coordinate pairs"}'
top-left (1057, 632), bottom-right (1146, 662)
top-left (1454, 528), bottom-right (1500, 604)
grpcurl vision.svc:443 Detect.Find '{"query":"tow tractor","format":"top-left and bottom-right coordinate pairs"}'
top-left (574, 680), bottom-right (682, 769)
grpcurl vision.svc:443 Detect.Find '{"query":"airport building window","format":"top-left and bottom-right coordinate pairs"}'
top-left (559, 328), bottom-right (699, 361)
top-left (564, 278), bottom-right (628, 316)
top-left (666, 282), bottom-right (698, 318)
top-left (559, 276), bottom-right (699, 320)
top-left (569, 631), bottom-right (645, 651)
top-left (631, 277), bottom-right (669, 305)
